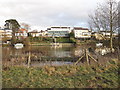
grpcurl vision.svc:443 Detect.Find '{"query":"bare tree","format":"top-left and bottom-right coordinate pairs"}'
top-left (88, 0), bottom-right (119, 52)
top-left (20, 23), bottom-right (30, 30)
top-left (20, 23), bottom-right (30, 46)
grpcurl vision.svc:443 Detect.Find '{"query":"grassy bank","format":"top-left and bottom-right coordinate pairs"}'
top-left (2, 59), bottom-right (119, 88)
top-left (30, 42), bottom-right (74, 46)
top-left (76, 40), bottom-right (96, 46)
top-left (29, 37), bottom-right (74, 43)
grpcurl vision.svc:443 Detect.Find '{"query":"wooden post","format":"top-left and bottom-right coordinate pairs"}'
top-left (117, 47), bottom-right (120, 61)
top-left (74, 54), bottom-right (84, 65)
top-left (85, 49), bottom-right (89, 65)
top-left (88, 54), bottom-right (98, 62)
top-left (74, 49), bottom-right (98, 65)
top-left (27, 51), bottom-right (31, 68)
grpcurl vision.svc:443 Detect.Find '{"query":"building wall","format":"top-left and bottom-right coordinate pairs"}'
top-left (48, 31), bottom-right (69, 37)
top-left (0, 29), bottom-right (5, 38)
top-left (74, 30), bottom-right (91, 38)
top-left (47, 27), bottom-right (71, 37)
top-left (4, 29), bottom-right (12, 38)
top-left (51, 27), bottom-right (70, 31)
top-left (15, 33), bottom-right (28, 37)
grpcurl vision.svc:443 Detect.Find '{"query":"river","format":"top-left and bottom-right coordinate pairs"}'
top-left (2, 45), bottom-right (117, 67)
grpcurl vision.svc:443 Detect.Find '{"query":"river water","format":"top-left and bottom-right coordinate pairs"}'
top-left (2, 45), bottom-right (117, 67)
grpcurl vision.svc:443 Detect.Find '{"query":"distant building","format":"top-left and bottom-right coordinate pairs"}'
top-left (0, 29), bottom-right (12, 44)
top-left (40, 30), bottom-right (48, 37)
top-left (3, 29), bottom-right (12, 38)
top-left (100, 31), bottom-right (117, 38)
top-left (47, 27), bottom-right (71, 37)
top-left (93, 31), bottom-right (117, 40)
top-left (28, 30), bottom-right (48, 37)
top-left (15, 28), bottom-right (28, 39)
top-left (0, 29), bottom-right (5, 39)
top-left (73, 27), bottom-right (91, 39)
top-left (28, 30), bottom-right (41, 37)
top-left (0, 28), bottom-right (28, 40)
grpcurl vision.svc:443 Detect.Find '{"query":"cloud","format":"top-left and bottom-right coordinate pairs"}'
top-left (1, 0), bottom-right (116, 30)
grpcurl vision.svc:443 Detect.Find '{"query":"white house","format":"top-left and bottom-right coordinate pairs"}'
top-left (15, 28), bottom-right (28, 39)
top-left (47, 26), bottom-right (71, 37)
top-left (28, 30), bottom-right (41, 37)
top-left (93, 31), bottom-right (118, 40)
top-left (0, 29), bottom-right (5, 38)
top-left (0, 29), bottom-right (12, 44)
top-left (73, 27), bottom-right (91, 39)
top-left (40, 30), bottom-right (48, 37)
top-left (4, 29), bottom-right (12, 38)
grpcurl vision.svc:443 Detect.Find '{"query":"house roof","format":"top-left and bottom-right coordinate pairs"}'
top-left (19, 28), bottom-right (27, 32)
top-left (74, 27), bottom-right (89, 30)
top-left (29, 30), bottom-right (40, 33)
top-left (51, 27), bottom-right (70, 29)
top-left (15, 28), bottom-right (27, 33)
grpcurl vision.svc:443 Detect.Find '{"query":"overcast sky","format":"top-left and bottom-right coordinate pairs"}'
top-left (0, 0), bottom-right (119, 30)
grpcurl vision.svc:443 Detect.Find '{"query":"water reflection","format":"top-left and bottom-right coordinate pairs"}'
top-left (2, 45), bottom-right (117, 67)
top-left (2, 46), bottom-right (94, 59)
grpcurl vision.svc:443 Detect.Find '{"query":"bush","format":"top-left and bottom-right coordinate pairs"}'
top-left (29, 37), bottom-right (74, 43)
top-left (29, 37), bottom-right (52, 43)
top-left (11, 36), bottom-right (17, 46)
top-left (56, 37), bottom-right (71, 43)
top-left (23, 37), bottom-right (30, 46)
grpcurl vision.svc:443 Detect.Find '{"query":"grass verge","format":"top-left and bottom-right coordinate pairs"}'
top-left (2, 59), bottom-right (119, 88)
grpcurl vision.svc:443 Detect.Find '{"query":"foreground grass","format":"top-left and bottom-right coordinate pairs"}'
top-left (2, 59), bottom-right (119, 88)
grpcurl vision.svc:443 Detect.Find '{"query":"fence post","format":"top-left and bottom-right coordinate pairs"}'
top-left (27, 51), bottom-right (31, 68)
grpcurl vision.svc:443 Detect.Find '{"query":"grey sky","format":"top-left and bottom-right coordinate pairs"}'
top-left (0, 0), bottom-right (119, 30)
